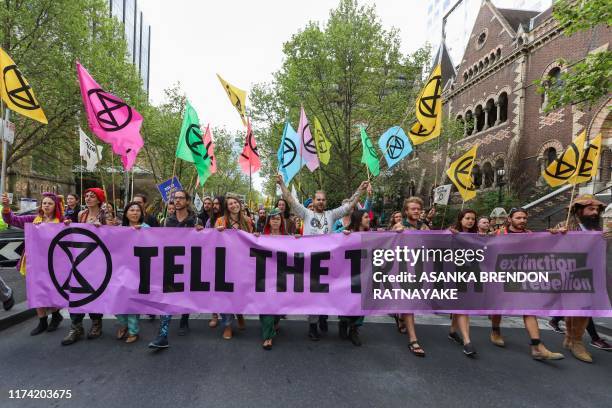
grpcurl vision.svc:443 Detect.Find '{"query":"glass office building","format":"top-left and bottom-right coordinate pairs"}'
top-left (109, 0), bottom-right (151, 93)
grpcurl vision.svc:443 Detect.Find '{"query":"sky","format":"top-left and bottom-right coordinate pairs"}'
top-left (137, 0), bottom-right (431, 192)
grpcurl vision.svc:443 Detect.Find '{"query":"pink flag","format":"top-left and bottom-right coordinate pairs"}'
top-left (202, 124), bottom-right (217, 174)
top-left (298, 106), bottom-right (319, 172)
top-left (239, 119), bottom-right (261, 174)
top-left (76, 62), bottom-right (144, 170)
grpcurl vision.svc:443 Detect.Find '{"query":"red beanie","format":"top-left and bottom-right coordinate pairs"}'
top-left (84, 188), bottom-right (106, 204)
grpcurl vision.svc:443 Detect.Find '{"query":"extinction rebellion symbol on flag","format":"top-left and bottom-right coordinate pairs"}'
top-left (3, 65), bottom-right (40, 110)
top-left (87, 88), bottom-right (133, 132)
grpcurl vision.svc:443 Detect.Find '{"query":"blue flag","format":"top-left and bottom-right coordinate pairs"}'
top-left (278, 121), bottom-right (304, 184)
top-left (378, 126), bottom-right (413, 169)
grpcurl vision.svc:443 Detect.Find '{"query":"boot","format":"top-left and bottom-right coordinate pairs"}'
top-left (338, 320), bottom-right (349, 339)
top-left (308, 323), bottom-right (320, 341)
top-left (569, 317), bottom-right (592, 363)
top-left (47, 311), bottom-right (63, 332)
top-left (490, 331), bottom-right (505, 347)
top-left (348, 326), bottom-right (362, 346)
top-left (30, 317), bottom-right (48, 336)
top-left (563, 316), bottom-right (573, 349)
top-left (87, 319), bottom-right (102, 339)
top-left (61, 323), bottom-right (84, 346)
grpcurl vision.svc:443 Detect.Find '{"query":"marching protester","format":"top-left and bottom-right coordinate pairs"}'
top-left (159, 202), bottom-right (176, 225)
top-left (333, 184), bottom-right (373, 232)
top-left (64, 193), bottom-right (80, 223)
top-left (61, 188), bottom-right (106, 345)
top-left (277, 173), bottom-right (369, 341)
top-left (255, 207), bottom-right (286, 350)
top-left (492, 208), bottom-right (564, 360)
top-left (477, 216), bottom-right (491, 235)
top-left (149, 190), bottom-right (201, 349)
top-left (549, 195), bottom-right (612, 362)
top-left (198, 196), bottom-right (213, 226)
top-left (275, 198), bottom-right (296, 235)
top-left (448, 209), bottom-right (477, 357)
top-left (103, 202), bottom-right (120, 226)
top-left (214, 193), bottom-right (253, 339)
top-left (204, 195), bottom-right (225, 329)
top-left (115, 201), bottom-right (150, 344)
top-left (133, 193), bottom-right (159, 227)
top-left (2, 192), bottom-right (64, 335)
top-left (339, 209), bottom-right (371, 346)
top-left (386, 210), bottom-right (407, 334)
top-left (255, 207), bottom-right (267, 233)
top-left (391, 197), bottom-right (429, 357)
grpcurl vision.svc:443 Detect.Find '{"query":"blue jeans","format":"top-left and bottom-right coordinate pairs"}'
top-left (158, 315), bottom-right (172, 338)
top-left (116, 314), bottom-right (139, 335)
top-left (221, 314), bottom-right (244, 327)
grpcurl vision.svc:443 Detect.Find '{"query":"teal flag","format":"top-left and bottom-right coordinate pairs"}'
top-left (378, 126), bottom-right (412, 169)
top-left (360, 126), bottom-right (380, 176)
top-left (277, 121), bottom-right (304, 184)
top-left (176, 101), bottom-right (211, 186)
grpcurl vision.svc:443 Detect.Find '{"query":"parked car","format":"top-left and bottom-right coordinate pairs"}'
top-left (0, 208), bottom-right (37, 267)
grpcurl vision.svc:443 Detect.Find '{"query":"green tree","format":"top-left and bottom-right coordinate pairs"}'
top-left (535, 0), bottom-right (612, 112)
top-left (249, 0), bottom-right (429, 206)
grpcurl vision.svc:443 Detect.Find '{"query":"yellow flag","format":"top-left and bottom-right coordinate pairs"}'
top-left (446, 144), bottom-right (479, 202)
top-left (409, 64), bottom-right (442, 146)
top-left (216, 73), bottom-right (247, 126)
top-left (568, 133), bottom-right (602, 185)
top-left (0, 47), bottom-right (47, 124)
top-left (542, 131), bottom-right (586, 187)
top-left (313, 116), bottom-right (332, 165)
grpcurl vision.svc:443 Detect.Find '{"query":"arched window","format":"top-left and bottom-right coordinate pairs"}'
top-left (468, 68), bottom-right (473, 78)
top-left (465, 110), bottom-right (474, 135)
top-left (498, 92), bottom-right (508, 123)
top-left (486, 98), bottom-right (497, 128)
top-left (541, 67), bottom-right (562, 109)
top-left (490, 52), bottom-right (496, 63)
top-left (496, 48), bottom-right (501, 59)
top-left (482, 162), bottom-right (494, 187)
top-left (479, 61), bottom-right (484, 71)
top-left (484, 57), bottom-right (489, 67)
top-left (475, 105), bottom-right (485, 132)
top-left (544, 147), bottom-right (557, 165)
top-left (472, 164), bottom-right (482, 188)
top-left (463, 72), bottom-right (468, 81)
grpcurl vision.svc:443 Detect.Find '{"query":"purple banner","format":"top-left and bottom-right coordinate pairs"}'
top-left (25, 224), bottom-right (612, 316)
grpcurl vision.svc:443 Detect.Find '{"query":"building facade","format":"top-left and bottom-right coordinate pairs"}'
top-left (109, 0), bottom-right (151, 93)
top-left (412, 0), bottom-right (611, 228)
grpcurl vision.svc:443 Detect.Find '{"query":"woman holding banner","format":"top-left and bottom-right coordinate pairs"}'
top-left (61, 188), bottom-right (107, 345)
top-left (215, 193), bottom-right (253, 340)
top-left (114, 201), bottom-right (150, 344)
top-left (64, 193), bottom-right (80, 223)
top-left (1, 192), bottom-right (65, 336)
top-left (255, 207), bottom-right (286, 350)
top-left (448, 209), bottom-right (478, 357)
top-left (205, 195), bottom-right (225, 329)
top-left (275, 198), bottom-right (296, 235)
top-left (339, 209), bottom-right (371, 346)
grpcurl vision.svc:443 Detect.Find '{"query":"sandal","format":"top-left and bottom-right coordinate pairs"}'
top-left (262, 339), bottom-right (273, 350)
top-left (408, 340), bottom-right (426, 357)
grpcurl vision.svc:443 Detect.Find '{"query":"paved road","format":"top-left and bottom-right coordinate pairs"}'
top-left (0, 317), bottom-right (610, 408)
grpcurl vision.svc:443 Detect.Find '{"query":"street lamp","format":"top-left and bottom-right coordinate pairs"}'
top-left (496, 168), bottom-right (506, 204)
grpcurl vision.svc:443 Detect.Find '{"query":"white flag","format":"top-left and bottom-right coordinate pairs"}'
top-left (194, 192), bottom-right (203, 212)
top-left (79, 127), bottom-right (101, 171)
top-left (1, 119), bottom-right (15, 144)
top-left (433, 184), bottom-right (452, 205)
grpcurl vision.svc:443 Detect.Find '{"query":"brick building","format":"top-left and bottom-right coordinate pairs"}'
top-left (410, 0), bottom-right (611, 227)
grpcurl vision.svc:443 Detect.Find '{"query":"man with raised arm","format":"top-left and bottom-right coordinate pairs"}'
top-left (277, 174), bottom-right (369, 340)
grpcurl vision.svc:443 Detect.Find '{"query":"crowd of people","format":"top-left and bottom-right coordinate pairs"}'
top-left (0, 177), bottom-right (610, 364)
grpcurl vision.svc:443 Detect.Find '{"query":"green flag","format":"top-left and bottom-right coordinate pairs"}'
top-left (176, 101), bottom-right (211, 186)
top-left (360, 126), bottom-right (380, 176)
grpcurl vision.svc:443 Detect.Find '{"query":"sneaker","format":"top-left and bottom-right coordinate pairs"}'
top-left (318, 316), bottom-right (328, 333)
top-left (448, 331), bottom-right (464, 345)
top-left (2, 294), bottom-right (14, 311)
top-left (463, 343), bottom-right (477, 357)
top-left (349, 327), bottom-right (362, 346)
top-left (308, 323), bottom-right (320, 341)
top-left (148, 336), bottom-right (169, 349)
top-left (590, 338), bottom-right (611, 351)
top-left (338, 321), bottom-right (349, 340)
top-left (47, 312), bottom-right (63, 332)
top-left (531, 344), bottom-right (564, 361)
top-left (490, 331), bottom-right (505, 347)
top-left (547, 319), bottom-right (565, 334)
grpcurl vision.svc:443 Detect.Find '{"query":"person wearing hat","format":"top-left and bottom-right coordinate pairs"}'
top-left (549, 194), bottom-right (611, 362)
top-left (254, 207), bottom-right (286, 350)
top-left (2, 192), bottom-right (65, 335)
top-left (277, 174), bottom-right (369, 341)
top-left (61, 187), bottom-right (107, 345)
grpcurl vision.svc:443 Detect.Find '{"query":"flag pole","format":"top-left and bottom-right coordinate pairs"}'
top-left (80, 156), bottom-right (84, 208)
top-left (110, 153), bottom-right (117, 211)
top-left (440, 204), bottom-right (448, 229)
top-left (565, 183), bottom-right (577, 228)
